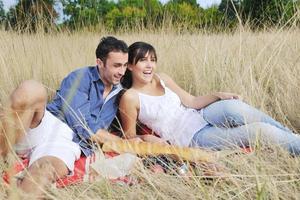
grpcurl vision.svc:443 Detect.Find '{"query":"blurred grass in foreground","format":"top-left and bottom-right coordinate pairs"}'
top-left (0, 28), bottom-right (299, 199)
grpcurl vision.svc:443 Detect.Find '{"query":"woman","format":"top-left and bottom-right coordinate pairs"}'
top-left (119, 41), bottom-right (300, 155)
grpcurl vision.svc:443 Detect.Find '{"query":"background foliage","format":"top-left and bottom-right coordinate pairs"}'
top-left (0, 0), bottom-right (299, 32)
top-left (0, 0), bottom-right (4, 24)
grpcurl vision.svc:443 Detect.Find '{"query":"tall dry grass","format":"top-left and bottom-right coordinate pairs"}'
top-left (0, 28), bottom-right (300, 199)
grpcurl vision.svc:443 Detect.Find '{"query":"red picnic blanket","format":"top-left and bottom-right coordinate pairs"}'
top-left (2, 151), bottom-right (136, 188)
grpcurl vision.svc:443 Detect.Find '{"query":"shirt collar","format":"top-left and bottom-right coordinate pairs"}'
top-left (92, 66), bottom-right (122, 90)
top-left (91, 66), bottom-right (102, 82)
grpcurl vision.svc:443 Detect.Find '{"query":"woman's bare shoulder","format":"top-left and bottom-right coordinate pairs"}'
top-left (120, 89), bottom-right (139, 104)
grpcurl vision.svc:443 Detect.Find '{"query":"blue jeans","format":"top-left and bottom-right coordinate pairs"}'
top-left (190, 100), bottom-right (300, 155)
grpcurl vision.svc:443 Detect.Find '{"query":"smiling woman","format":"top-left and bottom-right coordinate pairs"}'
top-left (125, 42), bottom-right (158, 91)
top-left (118, 41), bottom-right (300, 156)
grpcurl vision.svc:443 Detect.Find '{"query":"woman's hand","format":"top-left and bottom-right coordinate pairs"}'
top-left (213, 92), bottom-right (242, 100)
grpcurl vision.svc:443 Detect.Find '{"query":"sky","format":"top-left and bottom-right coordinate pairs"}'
top-left (2, 0), bottom-right (16, 11)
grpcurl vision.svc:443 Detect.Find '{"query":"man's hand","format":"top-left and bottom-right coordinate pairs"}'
top-left (140, 134), bottom-right (169, 145)
top-left (213, 92), bottom-right (242, 100)
top-left (127, 137), bottom-right (143, 143)
top-left (91, 129), bottom-right (121, 144)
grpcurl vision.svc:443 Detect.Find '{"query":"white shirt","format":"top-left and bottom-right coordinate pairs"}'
top-left (137, 78), bottom-right (208, 147)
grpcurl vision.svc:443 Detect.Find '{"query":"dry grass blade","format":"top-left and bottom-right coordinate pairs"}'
top-left (0, 28), bottom-right (300, 199)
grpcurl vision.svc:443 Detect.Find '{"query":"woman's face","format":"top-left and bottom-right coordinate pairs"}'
top-left (129, 51), bottom-right (157, 84)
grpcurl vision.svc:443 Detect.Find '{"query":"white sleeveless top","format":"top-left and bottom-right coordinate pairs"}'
top-left (137, 78), bottom-right (208, 147)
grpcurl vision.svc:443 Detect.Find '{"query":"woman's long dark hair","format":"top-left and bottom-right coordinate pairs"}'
top-left (121, 42), bottom-right (157, 89)
top-left (114, 42), bottom-right (158, 133)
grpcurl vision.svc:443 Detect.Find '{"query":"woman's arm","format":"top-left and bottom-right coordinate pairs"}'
top-left (159, 73), bottom-right (241, 109)
top-left (119, 89), bottom-right (140, 139)
top-left (119, 89), bottom-right (169, 144)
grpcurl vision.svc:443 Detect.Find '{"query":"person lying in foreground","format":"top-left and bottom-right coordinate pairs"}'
top-left (118, 41), bottom-right (300, 155)
top-left (0, 36), bottom-right (130, 196)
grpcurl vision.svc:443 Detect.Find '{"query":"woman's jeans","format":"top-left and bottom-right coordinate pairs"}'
top-left (190, 100), bottom-right (300, 155)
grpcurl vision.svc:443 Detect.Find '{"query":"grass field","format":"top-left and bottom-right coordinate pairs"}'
top-left (0, 28), bottom-right (300, 199)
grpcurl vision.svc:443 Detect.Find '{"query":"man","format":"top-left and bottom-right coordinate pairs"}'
top-left (0, 36), bottom-right (128, 194)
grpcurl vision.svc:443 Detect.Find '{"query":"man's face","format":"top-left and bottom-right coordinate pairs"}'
top-left (97, 51), bottom-right (128, 86)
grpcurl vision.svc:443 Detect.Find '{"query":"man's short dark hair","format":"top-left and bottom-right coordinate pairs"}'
top-left (96, 36), bottom-right (128, 63)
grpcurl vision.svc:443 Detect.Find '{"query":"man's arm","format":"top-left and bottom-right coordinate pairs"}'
top-left (48, 69), bottom-right (117, 144)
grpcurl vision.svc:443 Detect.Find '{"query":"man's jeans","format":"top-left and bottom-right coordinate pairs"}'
top-left (190, 100), bottom-right (300, 155)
